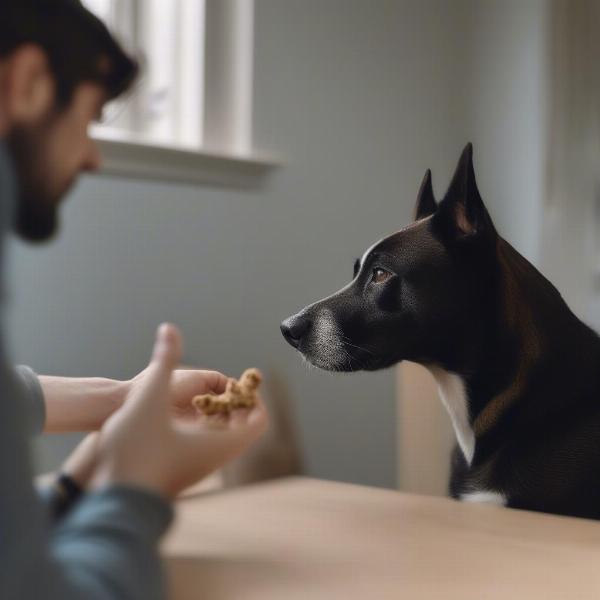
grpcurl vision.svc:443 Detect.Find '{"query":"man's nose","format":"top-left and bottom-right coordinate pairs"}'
top-left (280, 313), bottom-right (312, 349)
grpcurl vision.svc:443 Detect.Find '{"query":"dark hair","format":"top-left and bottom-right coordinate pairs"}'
top-left (0, 0), bottom-right (139, 106)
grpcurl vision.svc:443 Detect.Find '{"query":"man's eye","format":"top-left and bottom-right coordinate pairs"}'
top-left (372, 268), bottom-right (392, 283)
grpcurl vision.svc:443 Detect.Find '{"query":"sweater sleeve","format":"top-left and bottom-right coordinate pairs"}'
top-left (13, 364), bottom-right (46, 435)
top-left (48, 486), bottom-right (174, 600)
top-left (0, 363), bottom-right (175, 600)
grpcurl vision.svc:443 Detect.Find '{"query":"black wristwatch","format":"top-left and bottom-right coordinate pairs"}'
top-left (49, 473), bottom-right (84, 520)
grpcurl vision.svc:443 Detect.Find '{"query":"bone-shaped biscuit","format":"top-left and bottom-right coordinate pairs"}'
top-left (192, 368), bottom-right (262, 416)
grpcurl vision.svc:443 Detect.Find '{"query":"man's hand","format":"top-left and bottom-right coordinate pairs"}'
top-left (61, 432), bottom-right (100, 488)
top-left (90, 324), bottom-right (269, 500)
top-left (129, 367), bottom-right (230, 421)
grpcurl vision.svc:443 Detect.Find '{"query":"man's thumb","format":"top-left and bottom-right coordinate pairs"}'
top-left (121, 323), bottom-right (182, 419)
top-left (152, 323), bottom-right (183, 371)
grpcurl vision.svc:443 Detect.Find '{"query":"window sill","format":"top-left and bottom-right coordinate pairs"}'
top-left (92, 129), bottom-right (280, 188)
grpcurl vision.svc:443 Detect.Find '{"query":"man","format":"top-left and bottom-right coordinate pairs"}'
top-left (0, 2), bottom-right (268, 598)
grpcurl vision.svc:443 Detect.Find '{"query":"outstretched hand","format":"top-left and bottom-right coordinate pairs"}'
top-left (129, 366), bottom-right (230, 421)
top-left (87, 324), bottom-right (268, 499)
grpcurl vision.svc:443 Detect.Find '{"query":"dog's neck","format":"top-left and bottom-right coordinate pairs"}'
top-left (429, 238), bottom-right (600, 466)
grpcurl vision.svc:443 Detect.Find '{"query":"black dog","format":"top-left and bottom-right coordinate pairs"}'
top-left (282, 144), bottom-right (600, 519)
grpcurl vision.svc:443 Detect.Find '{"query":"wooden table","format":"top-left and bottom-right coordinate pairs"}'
top-left (164, 477), bottom-right (600, 599)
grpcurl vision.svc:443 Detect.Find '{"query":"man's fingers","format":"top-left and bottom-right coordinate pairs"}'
top-left (204, 371), bottom-right (229, 395)
top-left (180, 402), bottom-right (268, 441)
top-left (62, 432), bottom-right (101, 487)
top-left (229, 408), bottom-right (251, 427)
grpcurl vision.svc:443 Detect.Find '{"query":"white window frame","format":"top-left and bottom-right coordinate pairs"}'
top-left (84, 0), bottom-right (278, 186)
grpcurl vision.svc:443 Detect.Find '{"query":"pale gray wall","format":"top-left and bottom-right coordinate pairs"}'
top-left (5, 0), bottom-right (547, 488)
top-left (461, 0), bottom-right (548, 265)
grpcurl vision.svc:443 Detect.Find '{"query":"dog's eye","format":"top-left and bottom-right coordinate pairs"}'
top-left (372, 268), bottom-right (392, 284)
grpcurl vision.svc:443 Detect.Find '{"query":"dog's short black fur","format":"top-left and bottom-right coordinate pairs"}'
top-left (281, 144), bottom-right (600, 520)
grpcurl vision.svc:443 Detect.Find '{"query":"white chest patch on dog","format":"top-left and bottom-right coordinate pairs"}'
top-left (460, 491), bottom-right (506, 506)
top-left (428, 367), bottom-right (475, 465)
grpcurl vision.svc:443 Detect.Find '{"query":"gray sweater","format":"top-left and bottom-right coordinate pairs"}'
top-left (0, 144), bottom-right (173, 600)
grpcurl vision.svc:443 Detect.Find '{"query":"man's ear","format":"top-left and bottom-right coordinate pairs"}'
top-left (413, 169), bottom-right (437, 220)
top-left (436, 143), bottom-right (496, 239)
top-left (4, 45), bottom-right (55, 126)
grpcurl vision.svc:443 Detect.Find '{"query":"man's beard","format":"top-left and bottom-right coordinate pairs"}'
top-left (6, 120), bottom-right (73, 242)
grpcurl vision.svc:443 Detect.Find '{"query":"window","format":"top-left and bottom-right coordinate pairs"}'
top-left (82, 0), bottom-right (274, 184)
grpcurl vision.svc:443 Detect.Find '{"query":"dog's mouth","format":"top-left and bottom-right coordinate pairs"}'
top-left (281, 309), bottom-right (376, 372)
top-left (301, 351), bottom-right (373, 373)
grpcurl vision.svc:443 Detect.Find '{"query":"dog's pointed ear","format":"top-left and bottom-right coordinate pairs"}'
top-left (414, 169), bottom-right (437, 220)
top-left (436, 143), bottom-right (496, 239)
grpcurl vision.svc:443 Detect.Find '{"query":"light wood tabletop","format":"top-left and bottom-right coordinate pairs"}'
top-left (164, 476), bottom-right (600, 599)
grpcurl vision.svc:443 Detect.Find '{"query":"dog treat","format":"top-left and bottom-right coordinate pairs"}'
top-left (192, 368), bottom-right (262, 417)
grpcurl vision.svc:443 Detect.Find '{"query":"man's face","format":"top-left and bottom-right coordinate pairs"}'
top-left (7, 83), bottom-right (105, 241)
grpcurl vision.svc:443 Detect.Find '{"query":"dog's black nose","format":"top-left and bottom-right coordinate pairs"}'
top-left (281, 315), bottom-right (311, 349)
